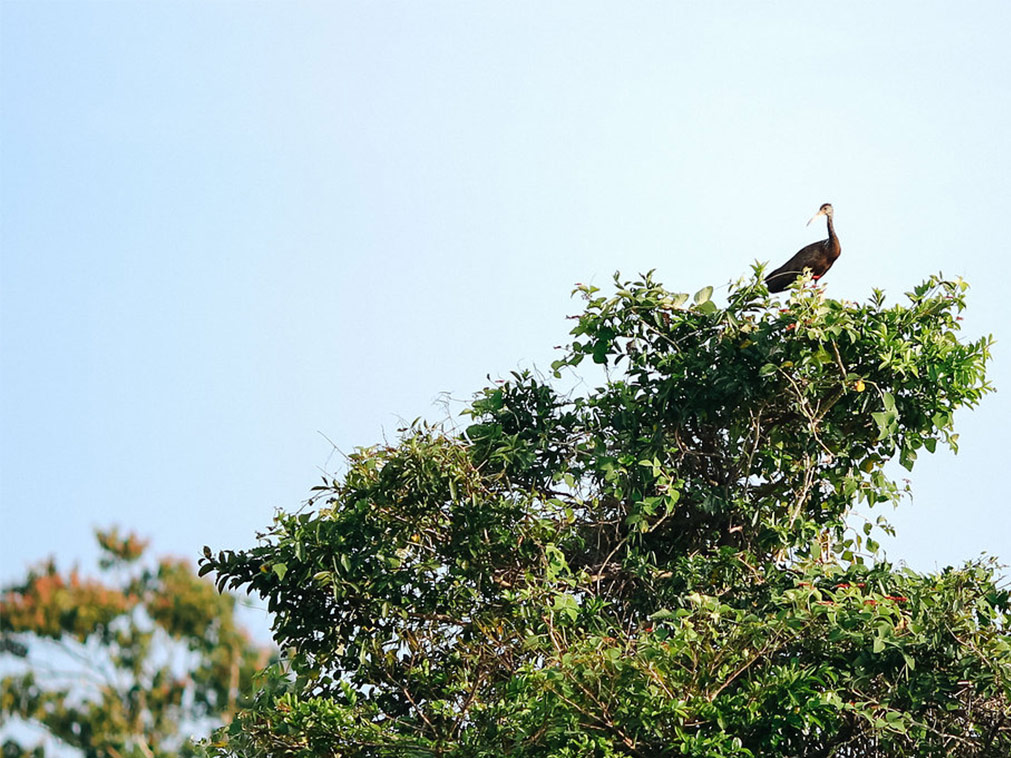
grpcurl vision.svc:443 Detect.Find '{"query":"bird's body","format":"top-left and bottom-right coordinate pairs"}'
top-left (765, 203), bottom-right (841, 293)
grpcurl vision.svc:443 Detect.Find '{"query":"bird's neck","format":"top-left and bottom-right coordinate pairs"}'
top-left (825, 214), bottom-right (836, 240)
top-left (825, 214), bottom-right (841, 258)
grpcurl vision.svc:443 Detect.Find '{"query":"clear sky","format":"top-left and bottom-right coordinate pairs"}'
top-left (2, 2), bottom-right (1009, 588)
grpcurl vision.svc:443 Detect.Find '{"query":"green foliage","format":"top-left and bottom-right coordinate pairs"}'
top-left (1, 529), bottom-right (272, 758)
top-left (201, 272), bottom-right (1008, 757)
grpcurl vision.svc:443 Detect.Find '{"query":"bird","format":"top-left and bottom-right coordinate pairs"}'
top-left (765, 203), bottom-right (841, 293)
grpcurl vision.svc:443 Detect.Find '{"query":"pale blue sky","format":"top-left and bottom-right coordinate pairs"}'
top-left (2, 2), bottom-right (1009, 585)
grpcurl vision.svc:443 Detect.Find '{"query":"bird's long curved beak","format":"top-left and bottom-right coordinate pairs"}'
top-left (806, 208), bottom-right (827, 226)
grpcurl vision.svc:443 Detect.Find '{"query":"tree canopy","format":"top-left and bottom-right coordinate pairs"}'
top-left (1, 528), bottom-right (271, 758)
top-left (202, 271), bottom-right (1008, 757)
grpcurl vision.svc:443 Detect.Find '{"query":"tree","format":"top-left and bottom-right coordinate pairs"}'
top-left (202, 271), bottom-right (1008, 757)
top-left (1, 528), bottom-right (272, 758)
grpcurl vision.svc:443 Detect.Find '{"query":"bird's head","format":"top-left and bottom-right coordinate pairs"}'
top-left (807, 203), bottom-right (834, 225)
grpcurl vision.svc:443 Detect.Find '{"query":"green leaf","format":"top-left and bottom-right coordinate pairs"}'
top-left (552, 593), bottom-right (579, 621)
top-left (693, 285), bottom-right (713, 305)
top-left (872, 410), bottom-right (898, 440)
top-left (697, 300), bottom-right (718, 315)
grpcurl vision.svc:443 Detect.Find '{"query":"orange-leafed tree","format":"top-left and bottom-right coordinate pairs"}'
top-left (1, 528), bottom-right (272, 758)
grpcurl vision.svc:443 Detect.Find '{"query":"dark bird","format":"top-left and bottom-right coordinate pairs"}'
top-left (765, 203), bottom-right (841, 293)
